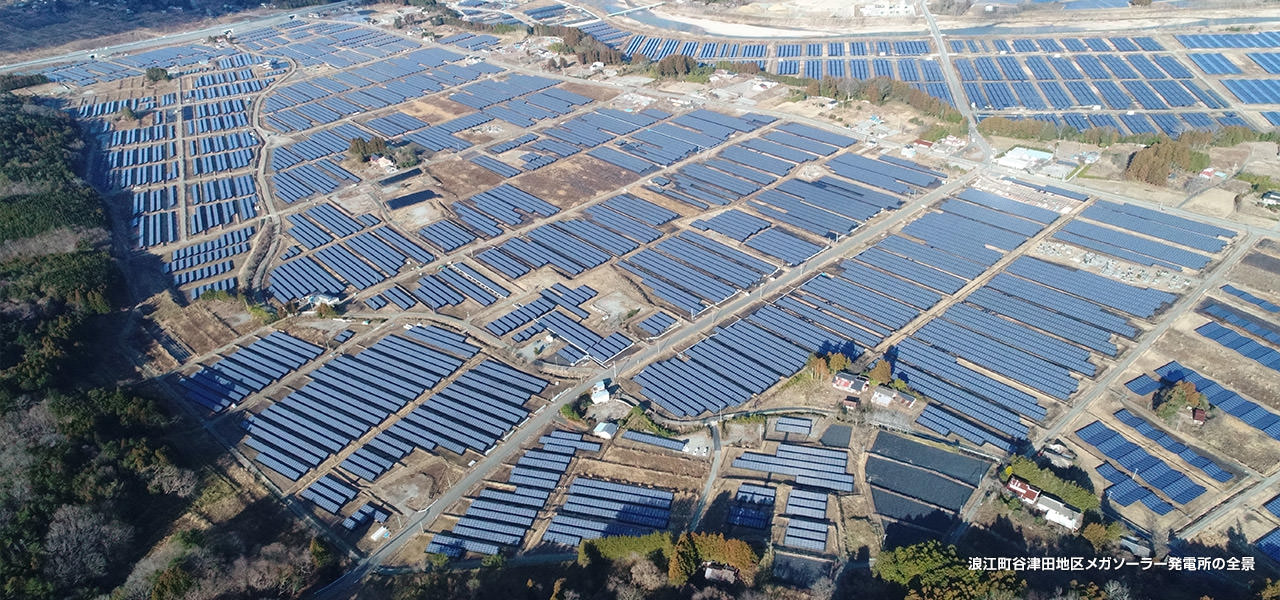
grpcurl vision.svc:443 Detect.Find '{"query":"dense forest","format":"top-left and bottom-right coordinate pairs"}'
top-left (0, 92), bottom-right (186, 598)
top-left (0, 91), bottom-right (337, 600)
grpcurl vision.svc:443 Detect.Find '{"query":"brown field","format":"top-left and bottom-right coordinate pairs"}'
top-left (148, 294), bottom-right (260, 357)
top-left (401, 97), bottom-right (475, 124)
top-left (558, 82), bottom-right (620, 103)
top-left (514, 155), bottom-right (639, 208)
top-left (426, 158), bottom-right (503, 198)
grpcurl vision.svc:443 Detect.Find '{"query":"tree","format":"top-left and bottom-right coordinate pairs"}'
top-left (668, 533), bottom-right (699, 586)
top-left (118, 105), bottom-right (138, 121)
top-left (1081, 521), bottom-right (1124, 552)
top-left (807, 354), bottom-right (831, 380)
top-left (868, 359), bottom-right (893, 386)
top-left (309, 536), bottom-right (334, 568)
top-left (873, 541), bottom-right (1022, 600)
top-left (1154, 380), bottom-right (1208, 421)
top-left (811, 576), bottom-right (836, 600)
top-left (42, 505), bottom-right (134, 588)
top-left (654, 54), bottom-right (697, 78)
top-left (630, 559), bottom-right (666, 591)
top-left (145, 67), bottom-right (170, 82)
top-left (481, 553), bottom-right (506, 568)
top-left (826, 353), bottom-right (851, 374)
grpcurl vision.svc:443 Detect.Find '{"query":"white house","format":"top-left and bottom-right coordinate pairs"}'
top-left (1036, 496), bottom-right (1084, 531)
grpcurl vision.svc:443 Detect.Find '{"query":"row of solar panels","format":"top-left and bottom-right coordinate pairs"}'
top-left (732, 444), bottom-right (854, 492)
top-left (948, 36), bottom-right (1164, 54)
top-left (178, 332), bottom-right (324, 412)
top-left (1077, 420), bottom-right (1206, 505)
top-left (542, 477), bottom-right (677, 548)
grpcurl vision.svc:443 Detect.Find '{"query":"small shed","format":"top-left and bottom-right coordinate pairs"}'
top-left (592, 421), bottom-right (618, 440)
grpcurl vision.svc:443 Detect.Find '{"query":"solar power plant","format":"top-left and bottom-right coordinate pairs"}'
top-left (865, 456), bottom-right (977, 513)
top-left (1112, 409), bottom-right (1233, 483)
top-left (178, 332), bottom-right (324, 413)
top-left (1076, 421), bottom-right (1207, 506)
top-left (41, 10), bottom-right (1280, 570)
top-left (728, 483), bottom-right (776, 529)
top-left (1258, 529), bottom-right (1280, 563)
top-left (783, 517), bottom-right (829, 552)
top-left (776, 416), bottom-right (814, 435)
top-left (869, 433), bottom-right (991, 487)
top-left (541, 477), bottom-right (676, 547)
top-left (941, 33), bottom-right (1278, 134)
top-left (620, 430), bottom-right (688, 452)
top-left (428, 431), bottom-right (600, 556)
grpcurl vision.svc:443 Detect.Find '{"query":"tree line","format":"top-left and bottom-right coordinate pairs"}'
top-left (533, 24), bottom-right (624, 65)
top-left (0, 73), bottom-right (49, 92)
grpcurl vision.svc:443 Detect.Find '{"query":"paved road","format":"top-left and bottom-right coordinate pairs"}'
top-left (1177, 470), bottom-right (1280, 540)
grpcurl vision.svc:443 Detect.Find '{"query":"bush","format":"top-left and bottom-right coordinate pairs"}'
top-left (578, 531), bottom-right (672, 566)
top-left (1154, 380), bottom-right (1208, 421)
top-left (559, 402), bottom-right (584, 423)
top-left (0, 73), bottom-right (49, 92)
top-left (625, 405), bottom-right (676, 437)
top-left (144, 67), bottom-right (170, 82)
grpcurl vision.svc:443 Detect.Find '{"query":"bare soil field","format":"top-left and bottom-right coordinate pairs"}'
top-left (1156, 312), bottom-right (1280, 415)
top-left (402, 96), bottom-right (475, 124)
top-left (426, 157), bottom-right (503, 198)
top-left (514, 154), bottom-right (638, 208)
top-left (149, 294), bottom-right (259, 357)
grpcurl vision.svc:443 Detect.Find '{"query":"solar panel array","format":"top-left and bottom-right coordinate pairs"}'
top-left (732, 444), bottom-right (854, 492)
top-left (620, 430), bottom-right (687, 452)
top-left (427, 430), bottom-right (600, 556)
top-left (728, 483), bottom-right (775, 529)
top-left (636, 312), bottom-right (678, 337)
top-left (1094, 462), bottom-right (1174, 515)
top-left (1076, 420), bottom-right (1205, 505)
top-left (178, 332), bottom-right (323, 412)
top-left (301, 474), bottom-right (358, 514)
top-left (1055, 201), bottom-right (1231, 271)
top-left (341, 501), bottom-right (389, 530)
top-left (1221, 284), bottom-right (1280, 313)
top-left (784, 488), bottom-right (829, 520)
top-left (631, 154), bottom-right (950, 416)
top-left (269, 205), bottom-right (434, 303)
top-left (542, 477), bottom-right (676, 547)
top-left (1257, 528), bottom-right (1280, 563)
top-left (775, 416), bottom-right (814, 435)
top-left (783, 518), bottom-right (830, 552)
top-left (1113, 409), bottom-right (1232, 482)
top-left (1197, 321), bottom-right (1280, 375)
top-left (1154, 361), bottom-right (1280, 441)
top-left (245, 326), bottom-right (477, 481)
top-left (937, 34), bottom-right (1265, 135)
